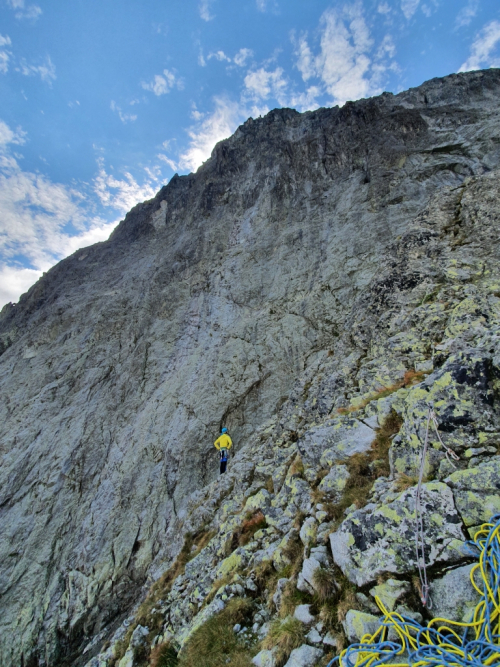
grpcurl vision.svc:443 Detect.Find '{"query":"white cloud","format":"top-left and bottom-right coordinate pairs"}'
top-left (208, 50), bottom-right (231, 62)
top-left (244, 67), bottom-right (288, 104)
top-left (0, 121), bottom-right (118, 304)
top-left (93, 158), bottom-right (161, 214)
top-left (0, 120), bottom-right (172, 305)
top-left (110, 100), bottom-right (137, 124)
top-left (0, 120), bottom-right (26, 146)
top-left (157, 153), bottom-right (178, 171)
top-left (0, 265), bottom-right (43, 304)
top-left (293, 5), bottom-right (395, 107)
top-left (0, 50), bottom-right (10, 74)
top-left (459, 20), bottom-right (500, 71)
top-left (178, 98), bottom-right (245, 172)
top-left (234, 48), bottom-right (253, 67)
top-left (401, 0), bottom-right (420, 19)
top-left (377, 2), bottom-right (391, 14)
top-left (17, 55), bottom-right (56, 84)
top-left (455, 0), bottom-right (479, 29)
top-left (199, 0), bottom-right (215, 21)
top-left (0, 35), bottom-right (11, 47)
top-left (141, 68), bottom-right (182, 95)
top-left (6, 0), bottom-right (41, 20)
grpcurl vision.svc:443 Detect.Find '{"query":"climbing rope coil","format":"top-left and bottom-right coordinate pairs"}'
top-left (329, 515), bottom-right (500, 667)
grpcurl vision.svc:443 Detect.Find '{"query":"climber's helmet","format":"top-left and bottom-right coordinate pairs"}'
top-left (221, 427), bottom-right (228, 434)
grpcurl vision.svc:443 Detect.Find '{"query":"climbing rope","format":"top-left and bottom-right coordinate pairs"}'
top-left (328, 515), bottom-right (500, 667)
top-left (415, 408), bottom-right (460, 607)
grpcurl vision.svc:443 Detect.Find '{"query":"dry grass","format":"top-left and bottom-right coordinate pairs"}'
top-left (204, 572), bottom-right (236, 606)
top-left (231, 511), bottom-right (267, 550)
top-left (262, 617), bottom-right (306, 667)
top-left (178, 598), bottom-right (254, 667)
top-left (323, 410), bottom-right (404, 527)
top-left (278, 581), bottom-right (313, 619)
top-left (312, 567), bottom-right (337, 602)
top-left (337, 370), bottom-right (430, 415)
top-left (150, 642), bottom-right (179, 667)
top-left (394, 472), bottom-right (420, 492)
top-left (288, 455), bottom-right (305, 478)
top-left (266, 476), bottom-right (275, 494)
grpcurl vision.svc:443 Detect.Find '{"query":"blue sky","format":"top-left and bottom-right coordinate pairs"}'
top-left (0, 0), bottom-right (499, 305)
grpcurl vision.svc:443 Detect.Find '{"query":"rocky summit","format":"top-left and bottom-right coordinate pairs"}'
top-left (1, 69), bottom-right (500, 667)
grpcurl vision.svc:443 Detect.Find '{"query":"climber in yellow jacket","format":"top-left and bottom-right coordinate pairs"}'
top-left (214, 427), bottom-right (232, 474)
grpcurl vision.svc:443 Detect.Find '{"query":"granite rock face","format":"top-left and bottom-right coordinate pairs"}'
top-left (1, 70), bottom-right (500, 666)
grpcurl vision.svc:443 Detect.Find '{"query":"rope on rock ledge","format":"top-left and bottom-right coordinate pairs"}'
top-left (415, 407), bottom-right (460, 608)
top-left (328, 515), bottom-right (500, 667)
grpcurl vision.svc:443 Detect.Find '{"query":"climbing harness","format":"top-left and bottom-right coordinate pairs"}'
top-left (328, 514), bottom-right (500, 667)
top-left (415, 408), bottom-right (460, 607)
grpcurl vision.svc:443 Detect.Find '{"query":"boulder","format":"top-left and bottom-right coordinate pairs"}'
top-left (299, 518), bottom-right (317, 546)
top-left (284, 644), bottom-right (324, 667)
top-left (369, 579), bottom-right (410, 612)
top-left (445, 458), bottom-right (500, 526)
top-left (252, 649), bottom-right (278, 667)
top-left (429, 564), bottom-right (481, 623)
top-left (294, 604), bottom-right (315, 624)
top-left (272, 578), bottom-right (289, 612)
top-left (342, 610), bottom-right (381, 643)
top-left (330, 482), bottom-right (465, 586)
top-left (318, 465), bottom-right (350, 502)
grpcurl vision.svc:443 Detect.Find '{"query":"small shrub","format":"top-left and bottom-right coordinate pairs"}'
top-left (266, 476), bottom-right (274, 494)
top-left (150, 642), bottom-right (179, 667)
top-left (262, 617), bottom-right (305, 667)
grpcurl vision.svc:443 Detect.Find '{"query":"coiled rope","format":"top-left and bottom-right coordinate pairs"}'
top-left (328, 515), bottom-right (500, 667)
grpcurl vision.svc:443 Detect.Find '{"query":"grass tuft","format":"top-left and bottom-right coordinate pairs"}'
top-left (394, 472), bottom-right (420, 492)
top-left (150, 642), bottom-right (179, 667)
top-left (231, 511), bottom-right (267, 550)
top-left (288, 455), bottom-right (305, 478)
top-left (262, 617), bottom-right (306, 667)
top-left (178, 597), bottom-right (254, 667)
top-left (312, 567), bottom-right (337, 602)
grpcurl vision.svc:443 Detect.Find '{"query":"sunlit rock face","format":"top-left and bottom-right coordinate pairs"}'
top-left (0, 69), bottom-right (499, 666)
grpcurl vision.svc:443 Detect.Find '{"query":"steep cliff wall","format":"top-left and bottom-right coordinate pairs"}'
top-left (0, 69), bottom-right (499, 666)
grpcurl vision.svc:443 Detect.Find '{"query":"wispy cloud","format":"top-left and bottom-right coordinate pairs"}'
top-left (199, 0), bottom-right (215, 21)
top-left (234, 48), bottom-right (253, 67)
top-left (178, 97), bottom-right (245, 172)
top-left (377, 2), bottom-right (391, 14)
top-left (244, 67), bottom-right (288, 104)
top-left (93, 157), bottom-right (162, 214)
top-left (110, 100), bottom-right (137, 124)
top-left (0, 35), bottom-right (12, 74)
top-left (256, 0), bottom-right (278, 12)
top-left (455, 0), bottom-right (479, 29)
top-left (208, 50), bottom-right (231, 63)
top-left (293, 5), bottom-right (396, 107)
top-left (141, 68), bottom-right (183, 95)
top-left (16, 55), bottom-right (56, 84)
top-left (459, 20), bottom-right (500, 71)
top-left (6, 0), bottom-right (42, 21)
top-left (401, 0), bottom-right (420, 20)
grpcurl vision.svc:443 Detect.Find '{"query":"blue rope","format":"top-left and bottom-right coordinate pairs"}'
top-left (327, 515), bottom-right (500, 667)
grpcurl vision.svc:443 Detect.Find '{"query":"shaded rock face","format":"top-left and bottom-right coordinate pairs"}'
top-left (0, 69), bottom-right (500, 666)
